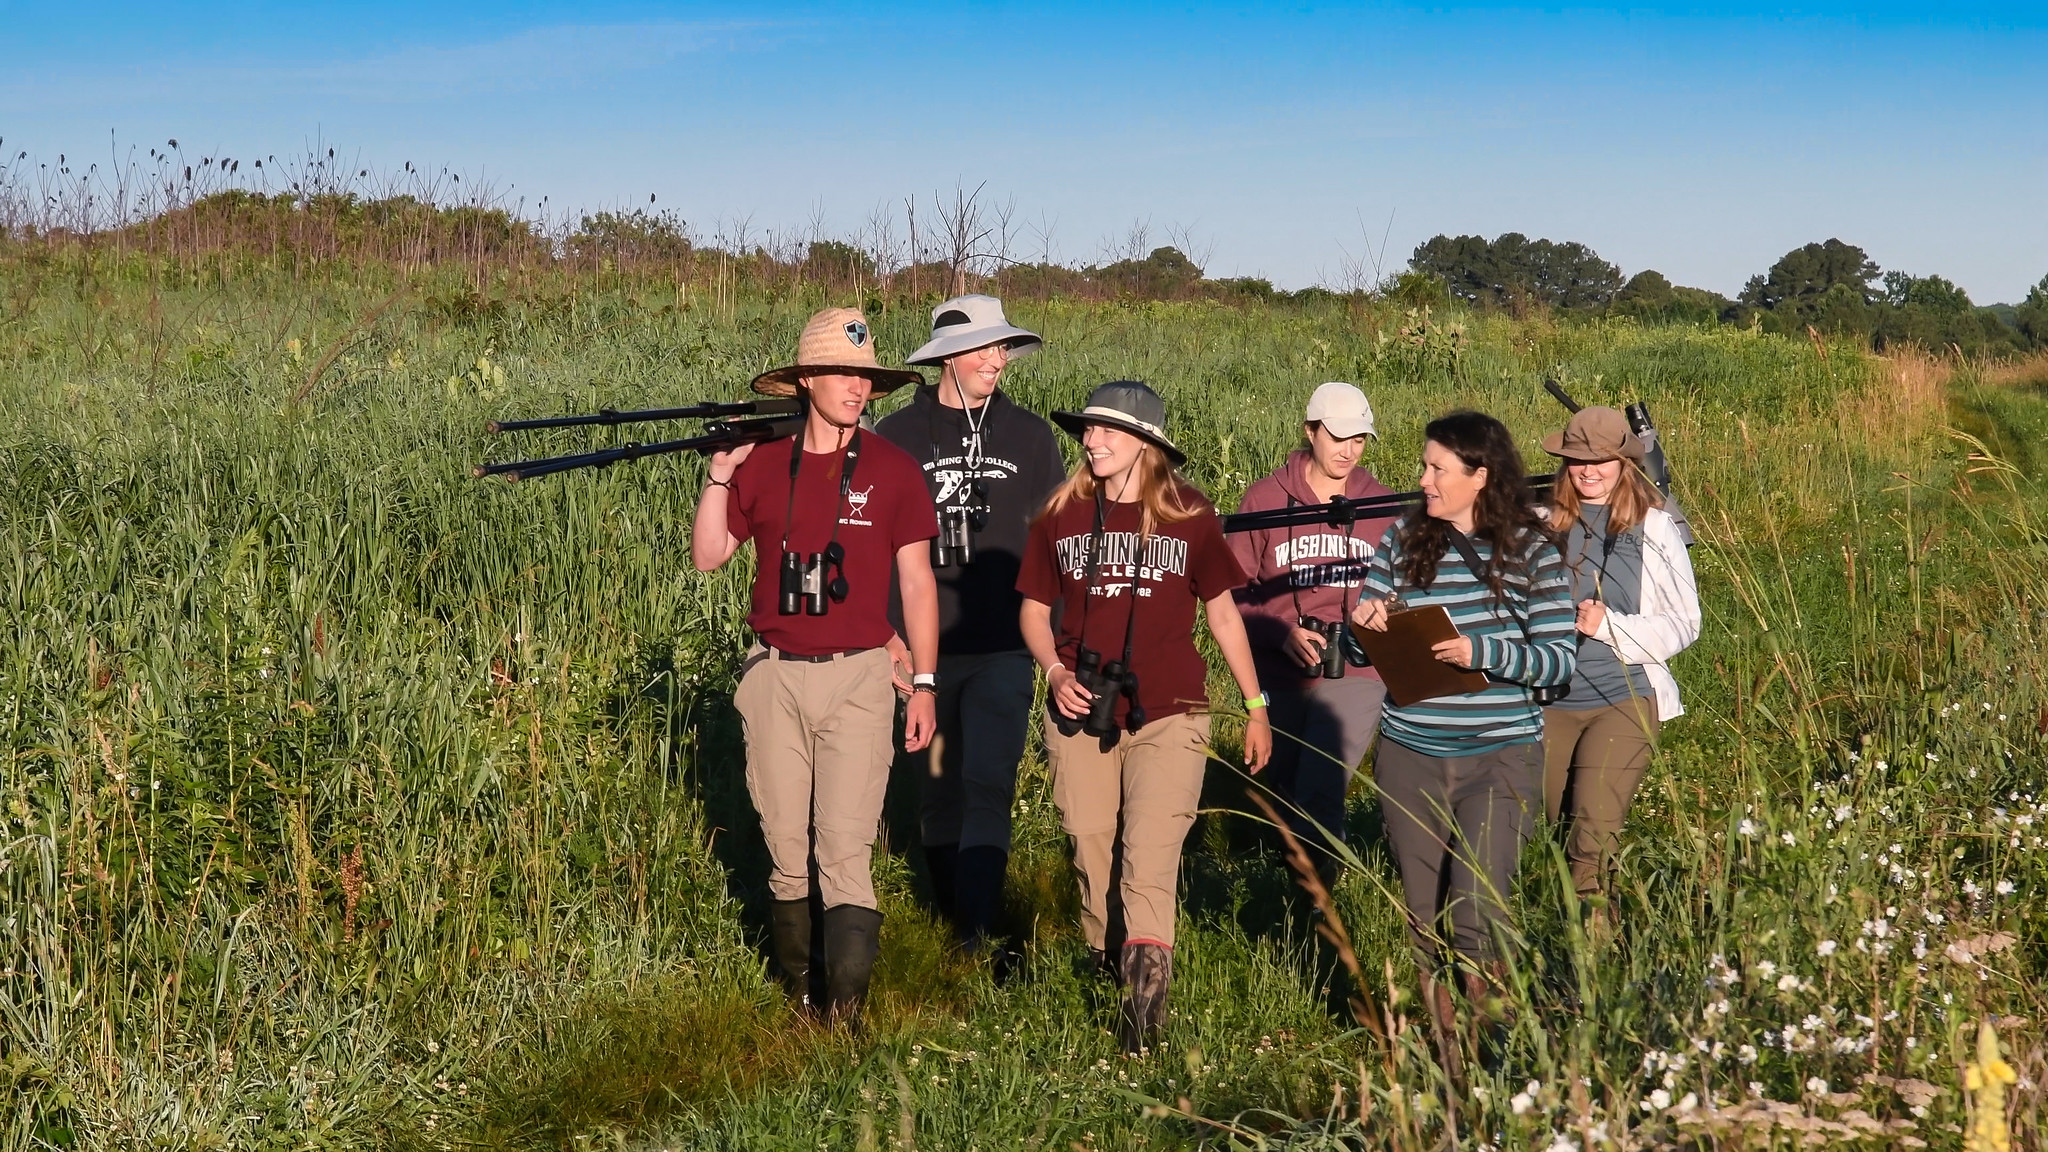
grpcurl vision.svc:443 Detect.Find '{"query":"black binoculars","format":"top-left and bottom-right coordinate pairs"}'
top-left (778, 543), bottom-right (848, 616)
top-left (1054, 646), bottom-right (1144, 741)
top-left (1299, 616), bottom-right (1364, 680)
top-left (931, 480), bottom-right (991, 570)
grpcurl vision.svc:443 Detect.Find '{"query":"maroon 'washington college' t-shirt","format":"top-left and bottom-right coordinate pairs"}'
top-left (1017, 487), bottom-right (1248, 725)
top-left (727, 432), bottom-right (938, 656)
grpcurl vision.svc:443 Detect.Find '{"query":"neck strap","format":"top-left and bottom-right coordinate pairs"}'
top-left (927, 386), bottom-right (993, 491)
top-left (1076, 485), bottom-right (1143, 668)
top-left (1285, 485), bottom-right (1363, 623)
top-left (780, 426), bottom-right (863, 560)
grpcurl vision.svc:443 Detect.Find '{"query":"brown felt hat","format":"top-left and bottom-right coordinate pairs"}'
top-left (750, 308), bottom-right (924, 397)
top-left (1543, 405), bottom-right (1645, 463)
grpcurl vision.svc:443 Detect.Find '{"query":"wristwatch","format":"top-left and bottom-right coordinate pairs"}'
top-left (912, 672), bottom-right (938, 695)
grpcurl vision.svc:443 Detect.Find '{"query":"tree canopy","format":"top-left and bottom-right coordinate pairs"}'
top-left (1737, 239), bottom-right (1879, 316)
top-left (1410, 232), bottom-right (1623, 312)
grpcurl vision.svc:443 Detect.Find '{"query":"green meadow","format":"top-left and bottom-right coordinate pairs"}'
top-left (3, 259), bottom-right (2045, 1149)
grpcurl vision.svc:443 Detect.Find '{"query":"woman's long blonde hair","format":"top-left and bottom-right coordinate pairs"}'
top-left (1548, 459), bottom-right (1663, 537)
top-left (1037, 441), bottom-right (1206, 538)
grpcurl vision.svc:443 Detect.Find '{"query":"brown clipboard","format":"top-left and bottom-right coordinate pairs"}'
top-left (1349, 606), bottom-right (1490, 707)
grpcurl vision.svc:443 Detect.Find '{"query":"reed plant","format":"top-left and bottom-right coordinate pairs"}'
top-left (0, 253), bottom-right (2042, 1150)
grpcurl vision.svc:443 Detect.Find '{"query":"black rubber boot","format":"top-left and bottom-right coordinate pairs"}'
top-left (953, 845), bottom-right (1007, 948)
top-left (924, 843), bottom-right (960, 925)
top-left (1118, 943), bottom-right (1173, 1055)
top-left (823, 904), bottom-right (885, 1026)
top-left (767, 898), bottom-right (814, 1013)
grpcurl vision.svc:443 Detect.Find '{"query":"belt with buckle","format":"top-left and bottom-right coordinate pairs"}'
top-left (769, 646), bottom-right (873, 663)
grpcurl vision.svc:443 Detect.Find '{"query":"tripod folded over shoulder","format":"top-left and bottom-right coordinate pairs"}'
top-left (473, 397), bottom-right (804, 483)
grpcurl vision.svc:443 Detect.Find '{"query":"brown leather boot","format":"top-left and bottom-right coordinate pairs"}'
top-left (1118, 943), bottom-right (1173, 1055)
top-left (1462, 961), bottom-right (1514, 1039)
top-left (1420, 974), bottom-right (1464, 1080)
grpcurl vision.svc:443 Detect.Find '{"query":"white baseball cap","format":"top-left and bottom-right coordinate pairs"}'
top-left (1305, 382), bottom-right (1376, 439)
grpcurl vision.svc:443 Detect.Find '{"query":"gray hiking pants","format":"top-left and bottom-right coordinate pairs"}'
top-left (1375, 737), bottom-right (1542, 969)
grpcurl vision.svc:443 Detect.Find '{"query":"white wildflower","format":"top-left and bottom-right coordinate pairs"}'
top-left (1817, 939), bottom-right (1838, 957)
top-left (1511, 1080), bottom-right (1538, 1115)
top-left (1805, 1076), bottom-right (1828, 1095)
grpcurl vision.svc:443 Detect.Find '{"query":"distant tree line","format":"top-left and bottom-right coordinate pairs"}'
top-left (1408, 232), bottom-right (2048, 356)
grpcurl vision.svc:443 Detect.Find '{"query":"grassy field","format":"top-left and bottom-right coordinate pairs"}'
top-left (3, 257), bottom-right (2047, 1150)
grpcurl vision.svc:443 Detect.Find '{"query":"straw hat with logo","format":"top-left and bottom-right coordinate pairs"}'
top-left (907, 294), bottom-right (1043, 366)
top-left (750, 307), bottom-right (925, 397)
top-left (1051, 380), bottom-right (1185, 466)
top-left (1542, 405), bottom-right (1645, 462)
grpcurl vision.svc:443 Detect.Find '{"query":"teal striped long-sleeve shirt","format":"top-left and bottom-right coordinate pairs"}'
top-left (1361, 524), bottom-right (1577, 756)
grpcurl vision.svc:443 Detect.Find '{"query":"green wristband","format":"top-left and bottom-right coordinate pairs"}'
top-left (1244, 692), bottom-right (1268, 711)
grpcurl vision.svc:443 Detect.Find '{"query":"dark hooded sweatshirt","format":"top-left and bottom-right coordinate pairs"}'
top-left (1227, 449), bottom-right (1400, 689)
top-left (877, 384), bottom-right (1067, 654)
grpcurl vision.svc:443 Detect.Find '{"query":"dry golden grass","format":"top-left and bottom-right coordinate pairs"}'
top-left (1843, 345), bottom-right (1953, 453)
top-left (1979, 348), bottom-right (2048, 391)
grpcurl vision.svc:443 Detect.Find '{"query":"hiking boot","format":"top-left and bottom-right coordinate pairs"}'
top-left (954, 845), bottom-right (1008, 951)
top-left (1462, 960), bottom-right (1514, 1063)
top-left (924, 843), bottom-right (960, 926)
top-left (1118, 943), bottom-right (1173, 1055)
top-left (823, 904), bottom-right (885, 1027)
top-left (767, 898), bottom-right (815, 1013)
top-left (1421, 973), bottom-right (1465, 1081)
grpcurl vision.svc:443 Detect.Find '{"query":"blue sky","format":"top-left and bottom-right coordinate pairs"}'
top-left (4, 2), bottom-right (2045, 300)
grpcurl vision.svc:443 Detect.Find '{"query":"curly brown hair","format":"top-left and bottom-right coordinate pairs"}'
top-left (1397, 410), bottom-right (1549, 598)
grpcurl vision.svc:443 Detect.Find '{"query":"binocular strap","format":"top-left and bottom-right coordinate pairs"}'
top-left (1282, 490), bottom-right (1367, 635)
top-left (780, 427), bottom-right (861, 600)
top-left (1072, 487), bottom-right (1146, 730)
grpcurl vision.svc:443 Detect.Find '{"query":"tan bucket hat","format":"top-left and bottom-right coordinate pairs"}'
top-left (1543, 405), bottom-right (1645, 462)
top-left (750, 307), bottom-right (925, 397)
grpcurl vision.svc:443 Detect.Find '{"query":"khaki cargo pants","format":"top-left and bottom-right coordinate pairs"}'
top-left (1543, 698), bottom-right (1660, 897)
top-left (1044, 710), bottom-right (1212, 950)
top-left (734, 646), bottom-right (897, 911)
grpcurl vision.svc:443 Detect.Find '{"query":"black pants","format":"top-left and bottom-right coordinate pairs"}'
top-left (1374, 738), bottom-right (1541, 968)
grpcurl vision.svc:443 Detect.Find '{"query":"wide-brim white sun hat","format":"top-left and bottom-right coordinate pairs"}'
top-left (906, 294), bottom-right (1043, 366)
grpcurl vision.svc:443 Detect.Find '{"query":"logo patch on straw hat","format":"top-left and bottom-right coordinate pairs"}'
top-left (843, 320), bottom-right (868, 347)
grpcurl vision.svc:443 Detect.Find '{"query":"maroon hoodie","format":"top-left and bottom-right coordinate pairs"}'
top-left (1227, 450), bottom-right (1401, 688)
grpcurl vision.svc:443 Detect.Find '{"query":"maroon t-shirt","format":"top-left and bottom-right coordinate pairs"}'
top-left (727, 432), bottom-right (938, 655)
top-left (1017, 487), bottom-right (1248, 725)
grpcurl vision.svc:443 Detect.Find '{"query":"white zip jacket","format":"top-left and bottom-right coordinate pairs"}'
top-left (1589, 506), bottom-right (1700, 721)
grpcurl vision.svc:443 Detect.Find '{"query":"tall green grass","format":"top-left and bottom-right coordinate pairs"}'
top-left (1, 262), bottom-right (2042, 1149)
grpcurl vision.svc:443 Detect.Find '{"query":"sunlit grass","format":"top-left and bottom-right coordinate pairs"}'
top-left (0, 258), bottom-right (2042, 1149)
